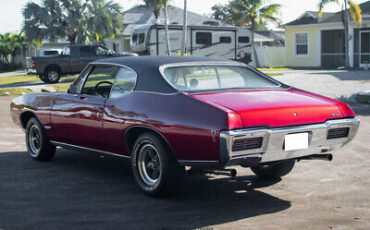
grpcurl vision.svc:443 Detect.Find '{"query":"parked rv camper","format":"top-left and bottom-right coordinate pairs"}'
top-left (130, 24), bottom-right (253, 64)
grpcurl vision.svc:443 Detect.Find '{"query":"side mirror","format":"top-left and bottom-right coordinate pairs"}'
top-left (68, 85), bottom-right (77, 94)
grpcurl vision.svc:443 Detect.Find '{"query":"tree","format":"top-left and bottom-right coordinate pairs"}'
top-left (318, 0), bottom-right (362, 68)
top-left (0, 33), bottom-right (26, 64)
top-left (143, 0), bottom-right (171, 55)
top-left (85, 0), bottom-right (123, 44)
top-left (213, 0), bottom-right (281, 67)
top-left (23, 0), bottom-right (123, 45)
top-left (0, 33), bottom-right (12, 64)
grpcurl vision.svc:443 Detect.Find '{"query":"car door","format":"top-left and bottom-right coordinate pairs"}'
top-left (50, 64), bottom-right (119, 150)
top-left (103, 67), bottom-right (138, 154)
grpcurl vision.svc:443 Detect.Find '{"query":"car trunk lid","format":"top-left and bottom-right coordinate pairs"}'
top-left (189, 88), bottom-right (348, 128)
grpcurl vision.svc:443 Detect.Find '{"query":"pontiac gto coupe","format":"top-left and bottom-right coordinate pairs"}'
top-left (10, 56), bottom-right (360, 196)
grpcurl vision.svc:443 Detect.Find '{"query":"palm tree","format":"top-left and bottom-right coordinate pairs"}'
top-left (0, 33), bottom-right (26, 64)
top-left (318, 0), bottom-right (362, 68)
top-left (0, 33), bottom-right (12, 64)
top-left (229, 0), bottom-right (281, 67)
top-left (143, 0), bottom-right (171, 55)
top-left (23, 0), bottom-right (123, 45)
top-left (85, 0), bottom-right (123, 44)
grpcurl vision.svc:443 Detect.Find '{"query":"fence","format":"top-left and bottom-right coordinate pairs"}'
top-left (250, 46), bottom-right (285, 68)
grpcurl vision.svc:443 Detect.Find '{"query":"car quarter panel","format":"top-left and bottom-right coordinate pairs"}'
top-left (10, 93), bottom-right (56, 136)
top-left (103, 91), bottom-right (229, 161)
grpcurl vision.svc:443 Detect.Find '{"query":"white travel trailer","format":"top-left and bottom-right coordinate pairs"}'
top-left (130, 24), bottom-right (253, 64)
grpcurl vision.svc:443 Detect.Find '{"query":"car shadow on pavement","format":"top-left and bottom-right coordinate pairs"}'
top-left (0, 149), bottom-right (291, 230)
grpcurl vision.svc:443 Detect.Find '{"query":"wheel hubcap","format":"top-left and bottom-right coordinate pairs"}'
top-left (138, 144), bottom-right (161, 186)
top-left (28, 125), bottom-right (41, 155)
top-left (48, 71), bottom-right (59, 81)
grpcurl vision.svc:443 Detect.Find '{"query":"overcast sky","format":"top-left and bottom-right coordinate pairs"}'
top-left (0, 0), bottom-right (368, 34)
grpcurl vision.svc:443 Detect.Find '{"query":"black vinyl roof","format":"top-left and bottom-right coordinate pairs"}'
top-left (92, 56), bottom-right (237, 93)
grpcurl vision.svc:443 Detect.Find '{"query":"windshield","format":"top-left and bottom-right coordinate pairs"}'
top-left (162, 65), bottom-right (280, 92)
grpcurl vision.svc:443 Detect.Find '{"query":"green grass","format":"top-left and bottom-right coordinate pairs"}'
top-left (48, 83), bottom-right (71, 92)
top-left (0, 74), bottom-right (40, 85)
top-left (257, 67), bottom-right (293, 71)
top-left (0, 87), bottom-right (33, 96)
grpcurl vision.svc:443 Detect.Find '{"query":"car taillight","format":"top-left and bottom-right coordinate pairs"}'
top-left (227, 112), bottom-right (243, 129)
top-left (31, 60), bottom-right (36, 68)
top-left (232, 137), bottom-right (263, 151)
top-left (327, 128), bottom-right (349, 139)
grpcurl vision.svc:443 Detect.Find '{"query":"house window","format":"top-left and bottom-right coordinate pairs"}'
top-left (295, 33), bottom-right (308, 55)
top-left (196, 32), bottom-right (212, 45)
top-left (238, 36), bottom-right (250, 43)
top-left (220, 36), bottom-right (231, 43)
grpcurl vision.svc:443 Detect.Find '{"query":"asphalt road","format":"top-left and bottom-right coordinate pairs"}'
top-left (0, 91), bottom-right (369, 229)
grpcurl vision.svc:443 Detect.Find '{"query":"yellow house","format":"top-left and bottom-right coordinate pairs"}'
top-left (285, 1), bottom-right (370, 68)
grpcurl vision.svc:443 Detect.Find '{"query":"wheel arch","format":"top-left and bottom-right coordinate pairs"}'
top-left (45, 64), bottom-right (61, 74)
top-left (20, 111), bottom-right (38, 129)
top-left (124, 126), bottom-right (176, 159)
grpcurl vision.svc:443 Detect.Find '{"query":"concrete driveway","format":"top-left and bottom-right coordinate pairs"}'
top-left (0, 70), bottom-right (369, 230)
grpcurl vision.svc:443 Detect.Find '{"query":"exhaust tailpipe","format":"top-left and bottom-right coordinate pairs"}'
top-left (205, 169), bottom-right (237, 178)
top-left (300, 154), bottom-right (333, 161)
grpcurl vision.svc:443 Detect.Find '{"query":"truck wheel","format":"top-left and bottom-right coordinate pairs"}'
top-left (25, 117), bottom-right (56, 161)
top-left (251, 159), bottom-right (295, 179)
top-left (45, 68), bottom-right (60, 83)
top-left (39, 74), bottom-right (48, 83)
top-left (131, 133), bottom-right (184, 196)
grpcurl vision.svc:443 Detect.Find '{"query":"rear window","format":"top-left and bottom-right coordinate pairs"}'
top-left (162, 65), bottom-right (280, 92)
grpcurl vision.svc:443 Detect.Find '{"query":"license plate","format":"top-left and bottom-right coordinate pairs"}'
top-left (284, 133), bottom-right (309, 151)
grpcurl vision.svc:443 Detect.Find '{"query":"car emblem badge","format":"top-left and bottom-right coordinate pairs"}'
top-left (294, 112), bottom-right (298, 117)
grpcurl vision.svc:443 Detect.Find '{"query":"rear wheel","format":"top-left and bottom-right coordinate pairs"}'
top-left (25, 117), bottom-right (56, 161)
top-left (45, 68), bottom-right (60, 83)
top-left (251, 159), bottom-right (295, 179)
top-left (131, 133), bottom-right (184, 196)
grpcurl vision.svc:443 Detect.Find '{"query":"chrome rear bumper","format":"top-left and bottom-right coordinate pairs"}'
top-left (220, 118), bottom-right (360, 166)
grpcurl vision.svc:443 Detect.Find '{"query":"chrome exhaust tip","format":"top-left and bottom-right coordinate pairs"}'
top-left (299, 154), bottom-right (333, 161)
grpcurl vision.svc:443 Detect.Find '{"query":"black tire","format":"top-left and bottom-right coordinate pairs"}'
top-left (39, 74), bottom-right (49, 83)
top-left (131, 133), bottom-right (184, 196)
top-left (45, 67), bottom-right (60, 83)
top-left (251, 159), bottom-right (295, 179)
top-left (25, 117), bottom-right (56, 161)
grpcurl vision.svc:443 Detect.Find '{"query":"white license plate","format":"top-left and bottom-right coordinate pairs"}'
top-left (284, 133), bottom-right (309, 151)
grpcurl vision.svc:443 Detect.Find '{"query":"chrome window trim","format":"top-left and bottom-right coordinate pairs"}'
top-left (158, 61), bottom-right (283, 92)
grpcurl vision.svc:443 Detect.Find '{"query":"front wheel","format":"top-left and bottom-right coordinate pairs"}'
top-left (25, 117), bottom-right (56, 161)
top-left (251, 159), bottom-right (295, 179)
top-left (131, 133), bottom-right (184, 196)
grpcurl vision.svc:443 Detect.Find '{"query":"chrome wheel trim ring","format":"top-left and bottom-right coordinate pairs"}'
top-left (137, 143), bottom-right (161, 187)
top-left (28, 125), bottom-right (41, 156)
top-left (47, 71), bottom-right (59, 81)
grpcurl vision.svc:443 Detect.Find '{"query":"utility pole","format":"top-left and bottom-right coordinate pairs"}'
top-left (181, 0), bottom-right (187, 55)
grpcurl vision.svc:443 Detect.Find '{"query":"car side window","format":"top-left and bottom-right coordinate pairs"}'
top-left (110, 68), bottom-right (137, 98)
top-left (81, 65), bottom-right (120, 98)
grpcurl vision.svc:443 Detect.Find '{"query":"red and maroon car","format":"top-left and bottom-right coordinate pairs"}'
top-left (10, 56), bottom-right (360, 196)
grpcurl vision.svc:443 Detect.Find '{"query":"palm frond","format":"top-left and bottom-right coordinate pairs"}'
top-left (318, 0), bottom-right (338, 17)
top-left (348, 0), bottom-right (362, 25)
